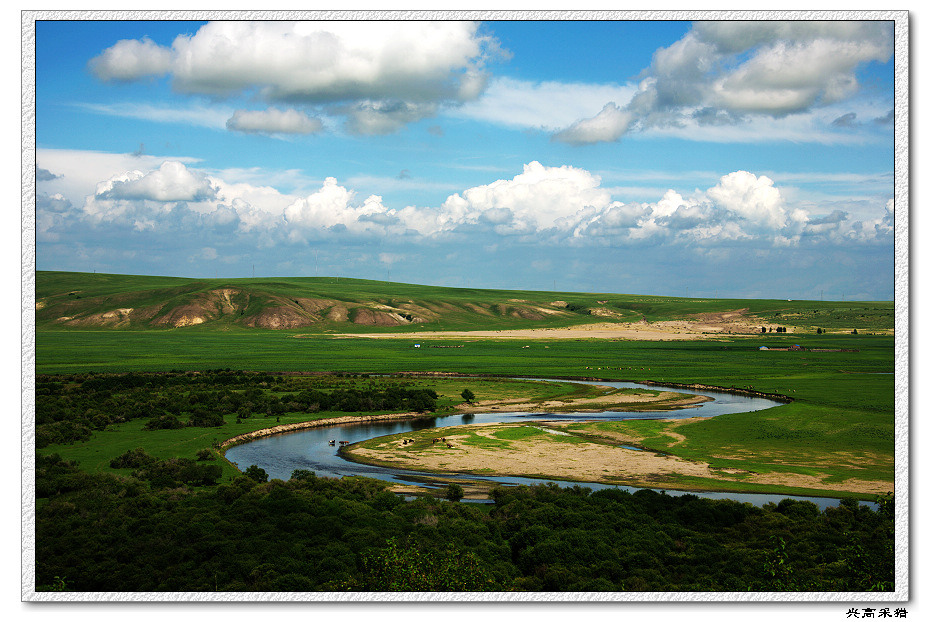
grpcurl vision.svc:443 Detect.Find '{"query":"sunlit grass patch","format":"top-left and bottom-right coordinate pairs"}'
top-left (492, 425), bottom-right (547, 441)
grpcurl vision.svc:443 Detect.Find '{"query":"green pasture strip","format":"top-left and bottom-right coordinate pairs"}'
top-left (490, 425), bottom-right (547, 441)
top-left (34, 330), bottom-right (893, 385)
top-left (674, 401), bottom-right (893, 457)
top-left (460, 430), bottom-right (511, 449)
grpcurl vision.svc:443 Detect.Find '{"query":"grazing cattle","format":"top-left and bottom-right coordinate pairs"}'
top-left (339, 440), bottom-right (349, 446)
top-left (446, 443), bottom-right (453, 448)
top-left (328, 440), bottom-right (336, 445)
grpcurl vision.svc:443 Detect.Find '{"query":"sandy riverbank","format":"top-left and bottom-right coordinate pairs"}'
top-left (346, 418), bottom-right (892, 496)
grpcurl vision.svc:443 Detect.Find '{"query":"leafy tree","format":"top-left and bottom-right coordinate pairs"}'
top-left (244, 464), bottom-right (269, 483)
top-left (445, 483), bottom-right (464, 502)
top-left (461, 388), bottom-right (476, 403)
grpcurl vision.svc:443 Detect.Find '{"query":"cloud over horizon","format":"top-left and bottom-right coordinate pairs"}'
top-left (38, 154), bottom-right (892, 254)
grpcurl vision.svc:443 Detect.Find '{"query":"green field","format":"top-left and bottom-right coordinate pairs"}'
top-left (32, 271), bottom-right (897, 500)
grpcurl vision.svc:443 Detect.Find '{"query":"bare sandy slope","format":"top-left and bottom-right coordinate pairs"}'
top-left (333, 310), bottom-right (766, 341)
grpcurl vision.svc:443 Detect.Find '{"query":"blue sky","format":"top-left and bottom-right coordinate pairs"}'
top-left (32, 16), bottom-right (899, 300)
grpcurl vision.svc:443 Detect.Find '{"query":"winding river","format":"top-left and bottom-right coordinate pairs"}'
top-left (224, 379), bottom-right (873, 510)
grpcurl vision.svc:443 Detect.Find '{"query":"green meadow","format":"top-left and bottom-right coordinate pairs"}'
top-left (33, 272), bottom-right (897, 499)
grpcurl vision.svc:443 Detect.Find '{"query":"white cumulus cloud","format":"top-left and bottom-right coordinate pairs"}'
top-left (89, 21), bottom-right (503, 134)
top-left (95, 161), bottom-right (217, 203)
top-left (705, 171), bottom-right (786, 230)
top-left (556, 20), bottom-right (893, 145)
top-left (88, 36), bottom-right (172, 81)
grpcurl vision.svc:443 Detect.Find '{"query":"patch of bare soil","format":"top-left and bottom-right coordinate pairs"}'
top-left (60, 307), bottom-right (138, 328)
top-left (351, 308), bottom-right (408, 327)
top-left (245, 306), bottom-right (315, 329)
top-left (349, 421), bottom-right (734, 489)
top-left (292, 298), bottom-right (337, 313)
top-left (333, 311), bottom-right (766, 341)
top-left (327, 305), bottom-right (349, 322)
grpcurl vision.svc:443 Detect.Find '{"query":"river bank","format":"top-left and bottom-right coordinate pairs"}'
top-left (343, 417), bottom-right (891, 498)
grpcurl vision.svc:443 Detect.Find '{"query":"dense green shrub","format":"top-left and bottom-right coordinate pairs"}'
top-left (34, 456), bottom-right (894, 593)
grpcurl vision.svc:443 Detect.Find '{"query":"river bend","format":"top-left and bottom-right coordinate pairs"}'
top-left (224, 379), bottom-right (869, 510)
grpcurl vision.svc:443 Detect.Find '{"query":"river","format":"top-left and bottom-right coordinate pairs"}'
top-left (224, 379), bottom-right (876, 511)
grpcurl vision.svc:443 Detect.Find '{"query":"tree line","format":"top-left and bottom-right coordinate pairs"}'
top-left (35, 371), bottom-right (439, 448)
top-left (35, 453), bottom-right (894, 593)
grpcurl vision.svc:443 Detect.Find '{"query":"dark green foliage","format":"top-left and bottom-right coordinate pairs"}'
top-left (461, 388), bottom-right (476, 403)
top-left (188, 409), bottom-right (225, 427)
top-left (445, 483), bottom-right (465, 502)
top-left (133, 458), bottom-right (223, 488)
top-left (110, 447), bottom-right (157, 469)
top-left (346, 537), bottom-right (498, 591)
top-left (36, 420), bottom-right (93, 448)
top-left (35, 372), bottom-right (440, 443)
top-left (144, 414), bottom-right (185, 430)
top-left (35, 458), bottom-right (894, 593)
top-left (290, 469), bottom-right (316, 481)
top-left (244, 465), bottom-right (269, 483)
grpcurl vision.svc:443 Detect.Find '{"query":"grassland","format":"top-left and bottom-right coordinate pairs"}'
top-left (35, 270), bottom-right (893, 334)
top-left (31, 271), bottom-right (897, 500)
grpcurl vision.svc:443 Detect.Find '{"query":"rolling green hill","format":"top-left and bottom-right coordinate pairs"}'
top-left (34, 271), bottom-right (894, 334)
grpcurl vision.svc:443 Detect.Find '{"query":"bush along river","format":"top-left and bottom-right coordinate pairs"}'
top-left (224, 379), bottom-right (873, 511)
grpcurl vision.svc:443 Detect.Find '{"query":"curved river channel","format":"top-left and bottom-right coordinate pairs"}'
top-left (225, 379), bottom-right (872, 510)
